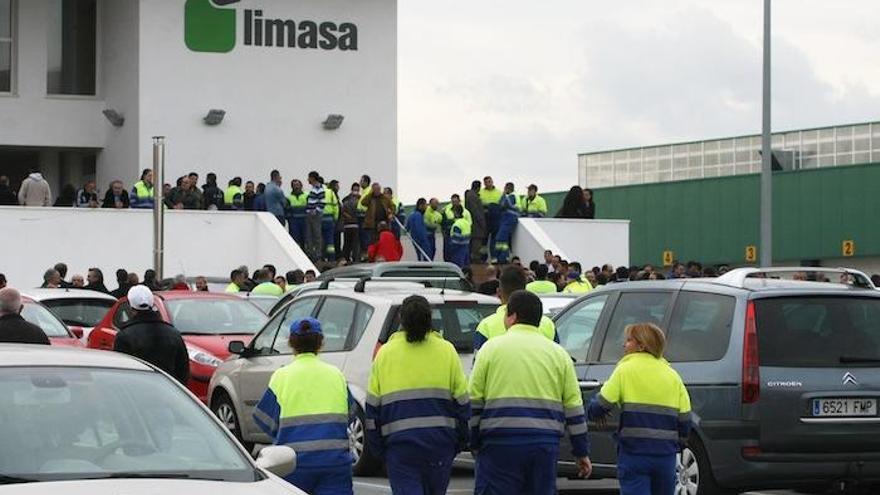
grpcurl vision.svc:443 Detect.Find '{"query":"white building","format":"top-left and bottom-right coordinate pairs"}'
top-left (0, 0), bottom-right (397, 198)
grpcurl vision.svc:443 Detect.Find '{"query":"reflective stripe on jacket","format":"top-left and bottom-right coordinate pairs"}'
top-left (474, 305), bottom-right (557, 353)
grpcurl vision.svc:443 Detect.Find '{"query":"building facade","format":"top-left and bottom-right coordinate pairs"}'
top-left (578, 122), bottom-right (880, 189)
top-left (0, 0), bottom-right (397, 198)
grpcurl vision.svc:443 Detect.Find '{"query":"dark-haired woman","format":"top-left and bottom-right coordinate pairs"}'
top-left (366, 295), bottom-right (469, 495)
top-left (254, 317), bottom-right (353, 495)
top-left (583, 188), bottom-right (596, 219)
top-left (556, 185), bottom-right (591, 219)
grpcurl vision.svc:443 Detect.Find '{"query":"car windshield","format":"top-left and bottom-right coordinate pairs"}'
top-left (0, 367), bottom-right (256, 483)
top-left (20, 303), bottom-right (70, 337)
top-left (383, 303), bottom-right (496, 352)
top-left (243, 297), bottom-right (279, 315)
top-left (41, 299), bottom-right (115, 327)
top-left (165, 299), bottom-right (268, 335)
top-left (540, 297), bottom-right (575, 316)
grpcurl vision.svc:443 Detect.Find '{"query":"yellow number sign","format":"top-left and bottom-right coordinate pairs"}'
top-left (663, 251), bottom-right (674, 267)
top-left (842, 240), bottom-right (855, 257)
top-left (745, 245), bottom-right (757, 263)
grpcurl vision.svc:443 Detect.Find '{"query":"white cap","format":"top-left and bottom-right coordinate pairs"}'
top-left (127, 285), bottom-right (155, 311)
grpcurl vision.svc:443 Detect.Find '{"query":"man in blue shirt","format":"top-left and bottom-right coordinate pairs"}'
top-left (405, 198), bottom-right (432, 261)
top-left (264, 170), bottom-right (288, 225)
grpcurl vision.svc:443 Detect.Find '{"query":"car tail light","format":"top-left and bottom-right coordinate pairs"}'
top-left (372, 342), bottom-right (383, 360)
top-left (741, 446), bottom-right (762, 458)
top-left (742, 300), bottom-right (760, 404)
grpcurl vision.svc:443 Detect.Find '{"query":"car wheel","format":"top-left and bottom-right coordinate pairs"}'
top-left (676, 436), bottom-right (733, 495)
top-left (350, 406), bottom-right (382, 476)
top-left (212, 391), bottom-right (254, 454)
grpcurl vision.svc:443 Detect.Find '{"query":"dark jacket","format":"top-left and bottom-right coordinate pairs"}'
top-left (0, 184), bottom-right (17, 205)
top-left (464, 189), bottom-right (487, 240)
top-left (360, 191), bottom-right (395, 230)
top-left (102, 189), bottom-right (131, 209)
top-left (202, 182), bottom-right (224, 210)
top-left (171, 187), bottom-right (203, 210)
top-left (113, 311), bottom-right (190, 385)
top-left (0, 314), bottom-right (50, 345)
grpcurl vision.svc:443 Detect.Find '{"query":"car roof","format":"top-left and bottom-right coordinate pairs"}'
top-left (0, 344), bottom-right (153, 370)
top-left (318, 261), bottom-right (464, 280)
top-left (22, 288), bottom-right (118, 302)
top-left (154, 291), bottom-right (244, 301)
top-left (300, 287), bottom-right (499, 306)
top-left (587, 277), bottom-right (880, 297)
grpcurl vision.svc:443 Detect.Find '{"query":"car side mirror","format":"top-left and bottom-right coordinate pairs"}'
top-left (70, 327), bottom-right (84, 339)
top-left (228, 340), bottom-right (247, 355)
top-left (255, 445), bottom-right (296, 477)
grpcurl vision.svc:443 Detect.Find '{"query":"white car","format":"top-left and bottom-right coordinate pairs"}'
top-left (208, 283), bottom-right (499, 475)
top-left (0, 344), bottom-right (304, 493)
top-left (22, 288), bottom-right (117, 343)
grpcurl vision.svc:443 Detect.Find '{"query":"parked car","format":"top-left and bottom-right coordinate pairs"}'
top-left (88, 292), bottom-right (268, 403)
top-left (20, 295), bottom-right (82, 347)
top-left (551, 267), bottom-right (880, 494)
top-left (237, 293), bottom-right (281, 314)
top-left (208, 282), bottom-right (498, 474)
top-left (317, 261), bottom-right (472, 291)
top-left (23, 288), bottom-right (117, 342)
top-left (0, 344), bottom-right (302, 493)
top-left (267, 280), bottom-right (436, 317)
top-left (537, 292), bottom-right (579, 316)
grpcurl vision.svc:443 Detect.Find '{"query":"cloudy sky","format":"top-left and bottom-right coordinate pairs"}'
top-left (396, 0), bottom-right (880, 202)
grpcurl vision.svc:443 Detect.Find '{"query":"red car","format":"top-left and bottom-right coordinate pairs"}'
top-left (88, 291), bottom-right (268, 402)
top-left (20, 296), bottom-right (83, 347)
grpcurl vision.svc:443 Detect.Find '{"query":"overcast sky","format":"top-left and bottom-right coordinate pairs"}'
top-left (396, 0), bottom-right (880, 202)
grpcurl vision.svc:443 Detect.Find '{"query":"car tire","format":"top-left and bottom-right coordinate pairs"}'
top-left (350, 405), bottom-right (382, 476)
top-left (677, 436), bottom-right (735, 495)
top-left (212, 391), bottom-right (255, 455)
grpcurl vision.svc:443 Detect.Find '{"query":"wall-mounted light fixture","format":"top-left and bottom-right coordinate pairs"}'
top-left (204, 109), bottom-right (226, 126)
top-left (102, 109), bottom-right (125, 127)
top-left (322, 114), bottom-right (344, 130)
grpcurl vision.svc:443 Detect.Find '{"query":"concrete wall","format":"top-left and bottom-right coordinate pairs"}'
top-left (513, 218), bottom-right (630, 269)
top-left (0, 206), bottom-right (316, 288)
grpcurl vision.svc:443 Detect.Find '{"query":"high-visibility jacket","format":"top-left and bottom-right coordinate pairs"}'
top-left (287, 192), bottom-right (308, 218)
top-left (224, 282), bottom-right (240, 293)
top-left (324, 187), bottom-right (340, 220)
top-left (224, 185), bottom-right (243, 208)
top-left (500, 192), bottom-right (520, 216)
top-left (588, 352), bottom-right (691, 455)
top-left (443, 204), bottom-right (472, 226)
top-left (474, 304), bottom-right (557, 353)
top-left (522, 194), bottom-right (548, 217)
top-left (424, 206), bottom-right (443, 232)
top-left (254, 353), bottom-right (353, 468)
top-left (478, 187), bottom-right (502, 206)
top-left (563, 280), bottom-right (594, 294)
top-left (469, 324), bottom-right (589, 456)
top-left (526, 280), bottom-right (558, 294)
top-left (131, 180), bottom-right (154, 209)
top-left (252, 282), bottom-right (284, 296)
top-left (450, 217), bottom-right (471, 245)
top-left (366, 331), bottom-right (469, 456)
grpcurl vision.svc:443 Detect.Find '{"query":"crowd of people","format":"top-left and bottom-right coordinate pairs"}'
top-left (0, 169), bottom-right (599, 269)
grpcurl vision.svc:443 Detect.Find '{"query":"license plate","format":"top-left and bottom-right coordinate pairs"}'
top-left (812, 398), bottom-right (877, 417)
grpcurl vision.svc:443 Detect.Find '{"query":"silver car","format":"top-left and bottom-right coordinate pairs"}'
top-left (209, 284), bottom-right (499, 475)
top-left (0, 344), bottom-right (303, 493)
top-left (23, 288), bottom-right (117, 342)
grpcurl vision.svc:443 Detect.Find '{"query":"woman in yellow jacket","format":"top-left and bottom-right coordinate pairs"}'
top-left (588, 323), bottom-right (691, 495)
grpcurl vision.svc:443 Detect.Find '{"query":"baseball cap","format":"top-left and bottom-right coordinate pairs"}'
top-left (127, 285), bottom-right (155, 311)
top-left (290, 317), bottom-right (322, 336)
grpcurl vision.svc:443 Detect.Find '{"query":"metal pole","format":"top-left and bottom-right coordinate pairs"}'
top-left (760, 0), bottom-right (772, 266)
top-left (392, 215), bottom-right (431, 261)
top-left (152, 136), bottom-right (165, 280)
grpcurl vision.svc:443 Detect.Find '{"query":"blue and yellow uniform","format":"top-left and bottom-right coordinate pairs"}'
top-left (423, 205), bottom-right (443, 261)
top-left (448, 216), bottom-right (471, 269)
top-left (479, 187), bottom-right (502, 260)
top-left (224, 184), bottom-right (243, 210)
top-left (473, 304), bottom-right (558, 353)
top-left (366, 330), bottom-right (469, 495)
top-left (254, 318), bottom-right (353, 495)
top-left (470, 322), bottom-right (590, 494)
top-left (322, 186), bottom-right (340, 260)
top-left (588, 352), bottom-right (692, 495)
top-left (131, 180), bottom-right (154, 209)
top-left (526, 279), bottom-right (558, 294)
top-left (494, 191), bottom-right (520, 264)
top-left (286, 191), bottom-right (308, 246)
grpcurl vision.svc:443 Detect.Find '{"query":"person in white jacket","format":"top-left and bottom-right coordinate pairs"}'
top-left (18, 172), bottom-right (52, 207)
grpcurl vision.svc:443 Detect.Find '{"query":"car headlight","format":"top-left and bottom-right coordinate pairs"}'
top-left (188, 348), bottom-right (222, 367)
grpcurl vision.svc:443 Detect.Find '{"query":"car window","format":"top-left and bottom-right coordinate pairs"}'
top-left (252, 308), bottom-right (287, 355)
top-left (0, 367), bottom-right (255, 482)
top-left (599, 292), bottom-right (673, 363)
top-left (555, 295), bottom-right (609, 362)
top-left (165, 299), bottom-right (267, 335)
top-left (20, 302), bottom-right (71, 337)
top-left (756, 297), bottom-right (880, 367)
top-left (113, 301), bottom-right (133, 328)
top-left (665, 292), bottom-right (736, 362)
top-left (312, 297), bottom-right (359, 352)
top-left (350, 304), bottom-right (375, 348)
top-left (381, 303), bottom-right (496, 353)
top-left (42, 299), bottom-right (115, 328)
top-left (268, 297), bottom-right (321, 355)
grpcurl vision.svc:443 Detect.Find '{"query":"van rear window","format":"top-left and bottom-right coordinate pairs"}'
top-left (755, 297), bottom-right (880, 367)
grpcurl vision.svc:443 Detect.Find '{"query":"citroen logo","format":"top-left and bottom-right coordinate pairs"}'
top-left (843, 372), bottom-right (858, 386)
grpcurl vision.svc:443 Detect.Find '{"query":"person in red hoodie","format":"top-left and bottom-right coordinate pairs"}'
top-left (367, 222), bottom-right (403, 262)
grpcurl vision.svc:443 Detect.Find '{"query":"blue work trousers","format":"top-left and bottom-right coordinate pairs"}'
top-left (486, 207), bottom-right (500, 258)
top-left (494, 213), bottom-right (518, 264)
top-left (474, 442), bottom-right (559, 495)
top-left (426, 228), bottom-right (437, 261)
top-left (322, 216), bottom-right (336, 261)
top-left (617, 451), bottom-right (676, 495)
top-left (286, 465), bottom-right (353, 495)
top-left (448, 240), bottom-right (470, 269)
top-left (287, 215), bottom-right (306, 247)
top-left (386, 445), bottom-right (455, 495)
